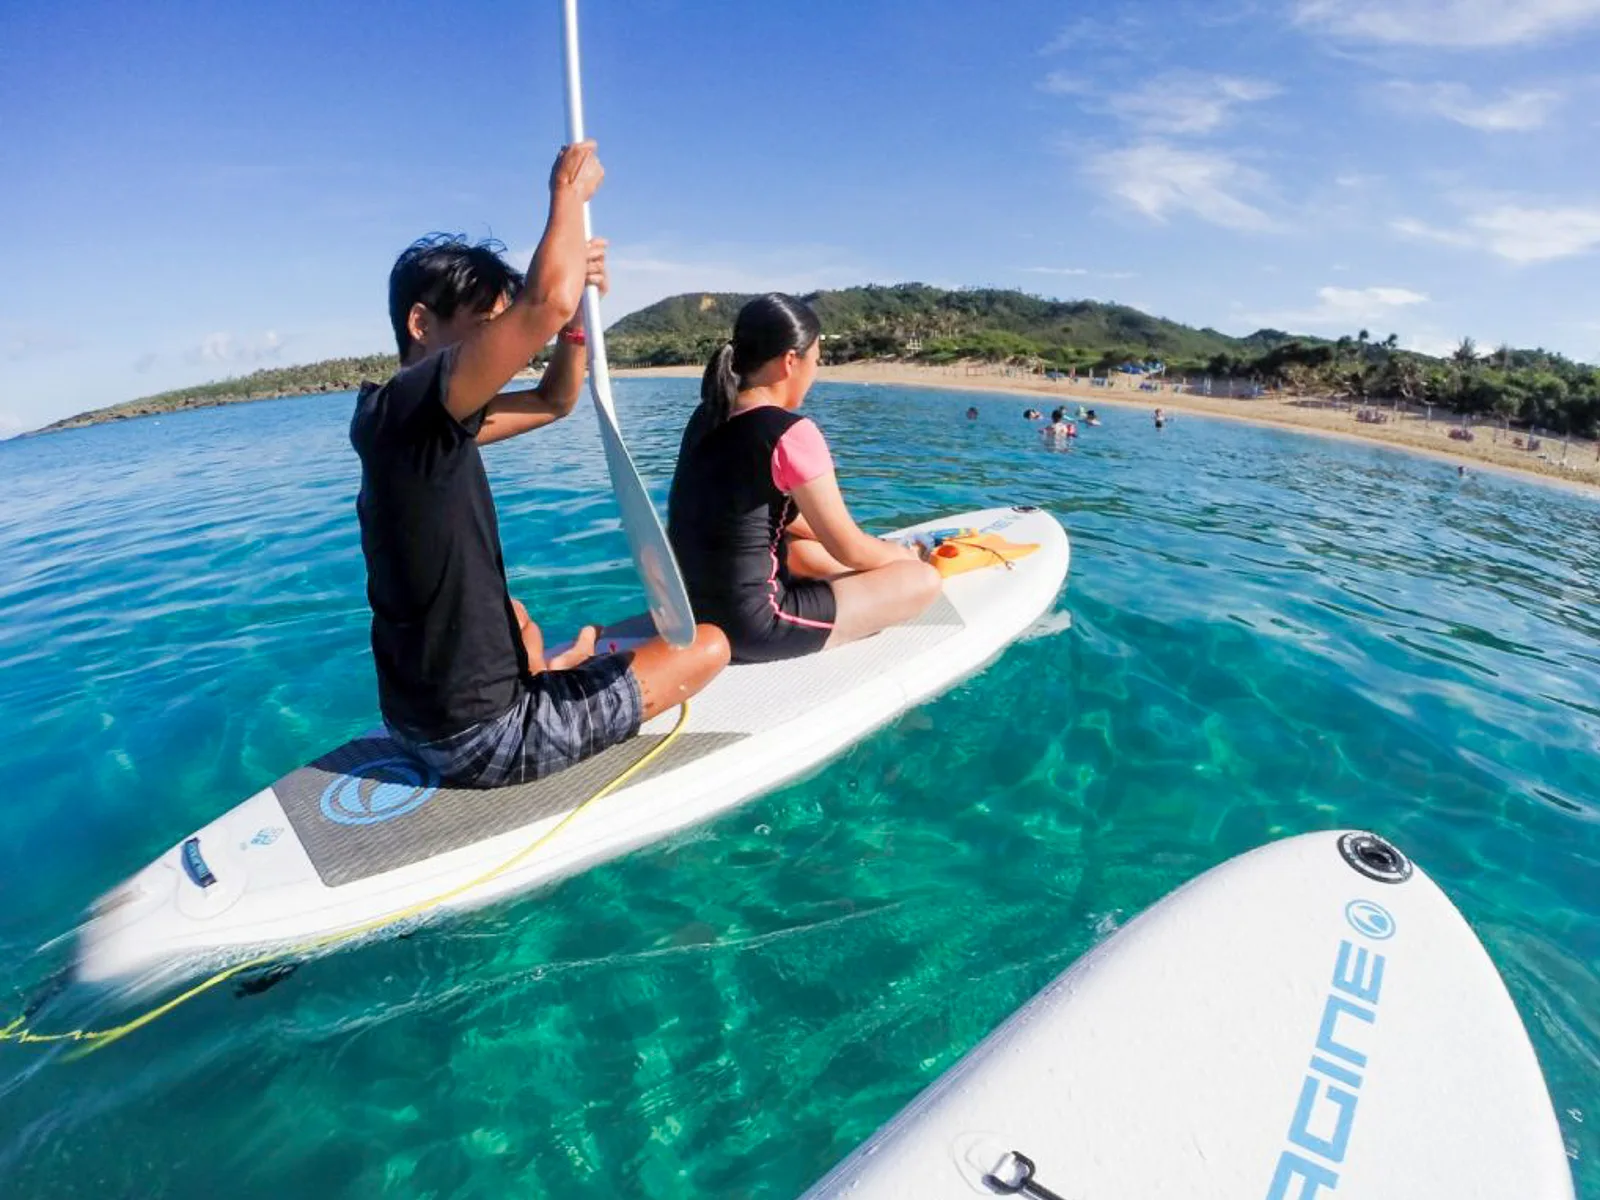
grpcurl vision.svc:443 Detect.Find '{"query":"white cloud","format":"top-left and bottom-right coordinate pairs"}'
top-left (1386, 82), bottom-right (1562, 131)
top-left (1394, 205), bottom-right (1600, 262)
top-left (1107, 73), bottom-right (1281, 135)
top-left (1468, 205), bottom-right (1600, 262)
top-left (1293, 0), bottom-right (1600, 48)
top-left (187, 330), bottom-right (287, 366)
top-left (1040, 16), bottom-right (1146, 54)
top-left (1245, 285), bottom-right (1430, 329)
top-left (1090, 143), bottom-right (1278, 231)
top-left (1403, 331), bottom-right (1464, 357)
top-left (1038, 70), bottom-right (1091, 96)
top-left (1390, 216), bottom-right (1475, 248)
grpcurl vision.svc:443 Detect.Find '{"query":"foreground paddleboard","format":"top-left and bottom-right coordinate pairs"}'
top-left (802, 830), bottom-right (1574, 1200)
top-left (75, 507), bottom-right (1068, 994)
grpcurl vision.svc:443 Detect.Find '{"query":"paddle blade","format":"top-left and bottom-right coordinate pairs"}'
top-left (596, 410), bottom-right (697, 647)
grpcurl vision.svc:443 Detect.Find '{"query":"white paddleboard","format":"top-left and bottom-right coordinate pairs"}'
top-left (74, 506), bottom-right (1068, 995)
top-left (801, 830), bottom-right (1574, 1200)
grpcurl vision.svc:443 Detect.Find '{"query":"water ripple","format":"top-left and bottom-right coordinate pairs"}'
top-left (0, 384), bottom-right (1595, 1196)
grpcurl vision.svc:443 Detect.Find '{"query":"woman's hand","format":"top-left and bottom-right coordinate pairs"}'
top-left (882, 536), bottom-right (927, 563)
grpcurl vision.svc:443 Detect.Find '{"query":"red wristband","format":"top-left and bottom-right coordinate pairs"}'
top-left (559, 327), bottom-right (586, 345)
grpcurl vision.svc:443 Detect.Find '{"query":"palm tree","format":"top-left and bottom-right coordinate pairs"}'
top-left (1387, 355), bottom-right (1423, 411)
top-left (1453, 336), bottom-right (1478, 366)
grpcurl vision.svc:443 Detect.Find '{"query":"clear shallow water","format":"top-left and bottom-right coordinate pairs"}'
top-left (1, 382), bottom-right (1596, 1196)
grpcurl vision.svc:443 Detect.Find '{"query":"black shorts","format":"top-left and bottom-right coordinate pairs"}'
top-left (718, 578), bottom-right (837, 664)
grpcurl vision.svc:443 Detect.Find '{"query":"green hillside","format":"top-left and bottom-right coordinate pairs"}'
top-left (609, 284), bottom-right (1599, 436)
top-left (608, 283), bottom-right (1306, 371)
top-left (36, 354), bottom-right (399, 433)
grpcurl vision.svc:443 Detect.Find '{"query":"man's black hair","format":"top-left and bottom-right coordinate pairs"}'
top-left (388, 234), bottom-right (525, 359)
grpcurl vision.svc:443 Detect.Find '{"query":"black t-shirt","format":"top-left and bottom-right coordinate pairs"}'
top-left (350, 348), bottom-right (525, 738)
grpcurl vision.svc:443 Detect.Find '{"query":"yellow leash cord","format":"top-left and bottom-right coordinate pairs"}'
top-left (2, 701), bottom-right (691, 1060)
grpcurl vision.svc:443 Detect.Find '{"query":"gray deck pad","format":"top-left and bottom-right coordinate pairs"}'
top-left (276, 730), bottom-right (745, 888)
top-left (275, 597), bottom-right (965, 889)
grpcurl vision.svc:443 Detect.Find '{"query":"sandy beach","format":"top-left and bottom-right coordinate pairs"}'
top-left (615, 361), bottom-right (1600, 498)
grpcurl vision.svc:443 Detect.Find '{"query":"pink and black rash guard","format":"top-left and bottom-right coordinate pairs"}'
top-left (668, 405), bottom-right (840, 662)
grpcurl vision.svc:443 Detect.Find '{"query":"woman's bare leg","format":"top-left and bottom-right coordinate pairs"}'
top-left (823, 561), bottom-right (942, 649)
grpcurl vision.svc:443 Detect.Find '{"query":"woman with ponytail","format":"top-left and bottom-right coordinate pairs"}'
top-left (668, 294), bottom-right (942, 663)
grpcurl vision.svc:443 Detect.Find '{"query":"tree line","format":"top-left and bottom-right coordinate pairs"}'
top-left (1222, 332), bottom-right (1600, 437)
top-left (608, 322), bottom-right (1599, 439)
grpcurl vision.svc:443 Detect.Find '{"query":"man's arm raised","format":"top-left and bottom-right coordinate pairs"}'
top-left (475, 237), bottom-right (608, 447)
top-left (443, 141), bottom-right (603, 427)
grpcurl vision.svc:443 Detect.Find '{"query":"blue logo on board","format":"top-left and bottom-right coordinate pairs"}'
top-left (320, 755), bottom-right (440, 826)
top-left (1344, 898), bottom-right (1395, 940)
top-left (1265, 900), bottom-right (1396, 1198)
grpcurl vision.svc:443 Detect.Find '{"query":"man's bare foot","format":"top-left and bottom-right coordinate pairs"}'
top-left (548, 624), bottom-right (598, 671)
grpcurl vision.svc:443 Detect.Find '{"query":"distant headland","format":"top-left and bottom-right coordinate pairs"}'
top-left (24, 284), bottom-right (1600, 449)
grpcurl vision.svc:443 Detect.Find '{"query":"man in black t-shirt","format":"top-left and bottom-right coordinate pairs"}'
top-left (350, 141), bottom-right (729, 788)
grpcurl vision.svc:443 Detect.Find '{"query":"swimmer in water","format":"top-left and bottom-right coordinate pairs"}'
top-left (1154, 407), bottom-right (1166, 430)
top-left (1085, 408), bottom-right (1101, 426)
top-left (966, 406), bottom-right (980, 420)
top-left (1041, 408), bottom-right (1074, 447)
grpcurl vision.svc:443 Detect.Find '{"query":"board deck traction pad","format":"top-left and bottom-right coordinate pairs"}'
top-left (275, 594), bottom-right (967, 888)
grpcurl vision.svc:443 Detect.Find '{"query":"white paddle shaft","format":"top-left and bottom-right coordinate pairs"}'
top-left (561, 0), bottom-right (612, 417)
top-left (558, 0), bottom-right (698, 646)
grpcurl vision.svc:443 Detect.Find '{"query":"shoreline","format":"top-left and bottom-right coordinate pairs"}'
top-left (16, 362), bottom-right (1598, 501)
top-left (615, 363), bottom-right (1600, 499)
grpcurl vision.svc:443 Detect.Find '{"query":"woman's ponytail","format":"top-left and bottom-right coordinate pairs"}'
top-left (679, 341), bottom-right (739, 457)
top-left (702, 341), bottom-right (739, 426)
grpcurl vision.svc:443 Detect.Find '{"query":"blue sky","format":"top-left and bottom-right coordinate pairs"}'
top-left (3, 0), bottom-right (1599, 434)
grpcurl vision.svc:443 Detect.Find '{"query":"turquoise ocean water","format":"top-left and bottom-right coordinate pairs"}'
top-left (0, 381), bottom-right (1595, 1196)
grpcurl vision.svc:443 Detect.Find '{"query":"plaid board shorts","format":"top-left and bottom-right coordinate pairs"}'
top-left (386, 654), bottom-right (644, 789)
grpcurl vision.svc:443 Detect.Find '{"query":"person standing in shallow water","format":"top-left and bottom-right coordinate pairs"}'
top-left (668, 294), bottom-right (943, 664)
top-left (349, 141), bottom-right (729, 788)
top-left (1041, 407), bottom-right (1075, 447)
